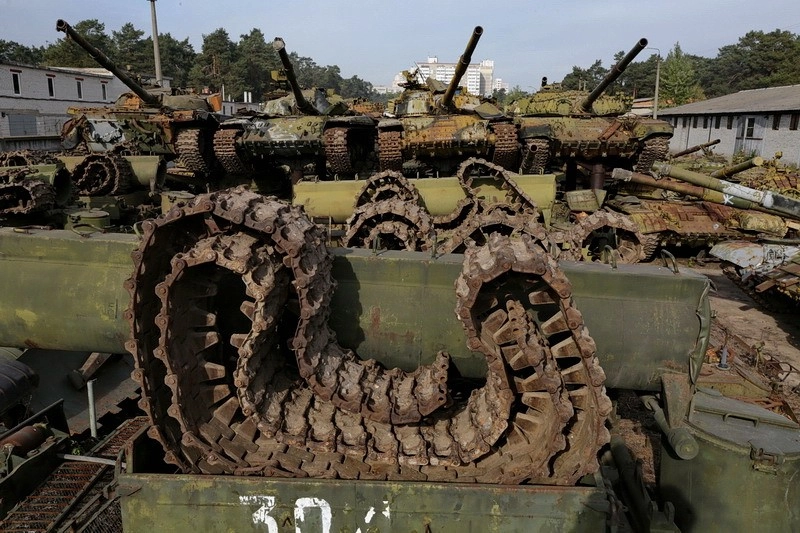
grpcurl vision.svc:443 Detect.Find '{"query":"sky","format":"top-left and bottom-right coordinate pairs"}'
top-left (2, 0), bottom-right (800, 91)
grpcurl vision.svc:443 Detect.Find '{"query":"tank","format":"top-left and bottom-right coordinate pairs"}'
top-left (376, 27), bottom-right (517, 177)
top-left (212, 37), bottom-right (377, 185)
top-left (507, 38), bottom-right (673, 188)
top-left (55, 19), bottom-right (224, 179)
top-left (608, 165), bottom-right (796, 259)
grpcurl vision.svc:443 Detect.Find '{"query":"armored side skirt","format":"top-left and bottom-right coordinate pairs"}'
top-left (0, 228), bottom-right (710, 391)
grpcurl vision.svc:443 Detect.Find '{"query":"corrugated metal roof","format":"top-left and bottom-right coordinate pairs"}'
top-left (659, 85), bottom-right (800, 115)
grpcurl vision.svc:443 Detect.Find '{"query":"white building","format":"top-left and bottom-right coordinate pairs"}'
top-left (391, 57), bottom-right (496, 96)
top-left (1, 62), bottom-right (129, 151)
top-left (659, 85), bottom-right (800, 166)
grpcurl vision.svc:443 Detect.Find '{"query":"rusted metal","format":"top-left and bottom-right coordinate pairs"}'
top-left (124, 188), bottom-right (611, 483)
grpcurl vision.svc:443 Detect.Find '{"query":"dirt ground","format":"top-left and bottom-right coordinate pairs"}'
top-left (689, 260), bottom-right (800, 394)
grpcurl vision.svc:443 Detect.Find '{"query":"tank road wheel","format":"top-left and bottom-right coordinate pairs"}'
top-left (377, 130), bottom-right (403, 172)
top-left (565, 210), bottom-right (646, 264)
top-left (176, 127), bottom-right (217, 176)
top-left (72, 152), bottom-right (133, 196)
top-left (126, 187), bottom-right (608, 483)
top-left (354, 170), bottom-right (420, 208)
top-left (345, 197), bottom-right (433, 251)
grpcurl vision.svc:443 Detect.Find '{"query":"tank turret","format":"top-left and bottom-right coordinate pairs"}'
top-left (580, 38), bottom-right (647, 113)
top-left (272, 37), bottom-right (320, 116)
top-left (56, 19), bottom-right (161, 108)
top-left (440, 26), bottom-right (483, 110)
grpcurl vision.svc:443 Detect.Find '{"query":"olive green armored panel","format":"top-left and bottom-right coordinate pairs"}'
top-left (0, 229), bottom-right (709, 390)
top-left (660, 388), bottom-right (800, 531)
top-left (118, 473), bottom-right (610, 532)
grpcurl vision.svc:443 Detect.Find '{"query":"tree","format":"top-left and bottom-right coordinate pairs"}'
top-left (618, 53), bottom-right (659, 98)
top-left (231, 29), bottom-right (279, 101)
top-left (156, 34), bottom-right (196, 88)
top-left (43, 19), bottom-right (113, 67)
top-left (111, 23), bottom-right (150, 74)
top-left (560, 60), bottom-right (608, 91)
top-left (660, 43), bottom-right (705, 106)
top-left (188, 29), bottom-right (239, 95)
top-left (0, 40), bottom-right (44, 64)
top-left (700, 30), bottom-right (800, 97)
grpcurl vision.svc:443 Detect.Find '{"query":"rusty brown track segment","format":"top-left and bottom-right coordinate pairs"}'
top-left (123, 187), bottom-right (610, 484)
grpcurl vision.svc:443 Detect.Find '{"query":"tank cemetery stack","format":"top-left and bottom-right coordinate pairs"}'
top-left (0, 19), bottom-right (798, 533)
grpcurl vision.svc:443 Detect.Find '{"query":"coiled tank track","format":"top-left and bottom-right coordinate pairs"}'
top-left (125, 187), bottom-right (610, 484)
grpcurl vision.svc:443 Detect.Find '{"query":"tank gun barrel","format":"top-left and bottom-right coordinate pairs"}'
top-left (580, 38), bottom-right (647, 113)
top-left (56, 19), bottom-right (161, 107)
top-left (672, 139), bottom-right (721, 158)
top-left (272, 37), bottom-right (319, 116)
top-left (611, 167), bottom-right (769, 212)
top-left (441, 26), bottom-right (483, 109)
top-left (652, 163), bottom-right (800, 220)
top-left (709, 156), bottom-right (764, 179)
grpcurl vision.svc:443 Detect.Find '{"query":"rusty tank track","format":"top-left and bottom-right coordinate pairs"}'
top-left (490, 123), bottom-right (519, 171)
top-left (213, 128), bottom-right (247, 175)
top-left (176, 127), bottom-right (216, 175)
top-left (0, 149), bottom-right (59, 167)
top-left (432, 197), bottom-right (480, 232)
top-left (456, 158), bottom-right (540, 218)
top-left (634, 135), bottom-right (671, 173)
top-left (125, 188), bottom-right (610, 484)
top-left (0, 174), bottom-right (56, 215)
top-left (439, 203), bottom-right (548, 255)
top-left (323, 127), bottom-right (354, 175)
top-left (563, 210), bottom-right (646, 264)
top-left (354, 170), bottom-right (421, 208)
top-left (72, 152), bottom-right (133, 196)
top-left (345, 197), bottom-right (433, 251)
top-left (520, 139), bottom-right (552, 174)
top-left (377, 130), bottom-right (403, 172)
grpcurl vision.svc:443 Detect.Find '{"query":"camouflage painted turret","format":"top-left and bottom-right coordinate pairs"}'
top-left (508, 38), bottom-right (673, 188)
top-left (212, 37), bottom-right (376, 185)
top-left (56, 19), bottom-right (224, 179)
top-left (377, 26), bottom-right (518, 176)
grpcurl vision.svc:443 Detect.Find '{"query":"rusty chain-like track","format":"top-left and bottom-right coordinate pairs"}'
top-left (323, 127), bottom-right (354, 175)
top-left (0, 171), bottom-right (56, 215)
top-left (353, 170), bottom-right (421, 208)
top-left (345, 196), bottom-right (433, 251)
top-left (125, 188), bottom-right (610, 484)
top-left (456, 158), bottom-right (540, 219)
top-left (72, 152), bottom-right (133, 196)
top-left (634, 135), bottom-right (671, 173)
top-left (490, 123), bottom-right (520, 171)
top-left (377, 130), bottom-right (403, 172)
top-left (563, 210), bottom-right (646, 264)
top-left (213, 128), bottom-right (247, 175)
top-left (176, 127), bottom-right (216, 175)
